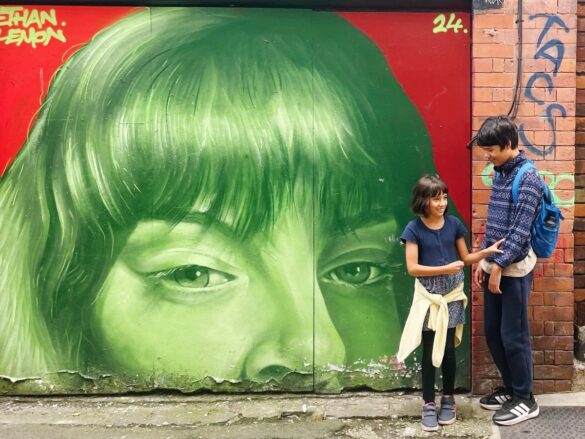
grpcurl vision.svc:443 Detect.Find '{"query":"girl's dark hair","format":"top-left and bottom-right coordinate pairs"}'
top-left (476, 115), bottom-right (518, 150)
top-left (411, 175), bottom-right (448, 217)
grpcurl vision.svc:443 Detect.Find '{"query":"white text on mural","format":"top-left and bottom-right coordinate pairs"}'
top-left (0, 7), bottom-right (66, 47)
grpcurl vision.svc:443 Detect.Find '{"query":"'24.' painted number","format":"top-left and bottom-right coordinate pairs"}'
top-left (433, 13), bottom-right (466, 34)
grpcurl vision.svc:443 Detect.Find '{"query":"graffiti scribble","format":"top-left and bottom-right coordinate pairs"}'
top-left (518, 14), bottom-right (569, 157)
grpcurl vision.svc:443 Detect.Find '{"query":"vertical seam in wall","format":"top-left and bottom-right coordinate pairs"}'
top-left (311, 10), bottom-right (316, 392)
top-left (469, 6), bottom-right (475, 392)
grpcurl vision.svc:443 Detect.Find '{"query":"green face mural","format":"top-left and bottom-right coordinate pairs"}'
top-left (96, 214), bottom-right (400, 386)
top-left (0, 8), bottom-right (441, 392)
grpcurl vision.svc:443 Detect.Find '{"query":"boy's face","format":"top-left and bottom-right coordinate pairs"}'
top-left (480, 141), bottom-right (517, 167)
top-left (92, 203), bottom-right (403, 387)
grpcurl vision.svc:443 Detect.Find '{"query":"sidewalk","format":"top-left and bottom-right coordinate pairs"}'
top-left (0, 391), bottom-right (584, 438)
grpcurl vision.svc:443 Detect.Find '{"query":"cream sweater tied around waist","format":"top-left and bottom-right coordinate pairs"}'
top-left (396, 279), bottom-right (468, 368)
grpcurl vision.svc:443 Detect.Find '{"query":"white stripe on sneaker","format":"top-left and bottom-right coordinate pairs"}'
top-left (511, 403), bottom-right (529, 416)
top-left (494, 405), bottom-right (539, 426)
top-left (510, 407), bottom-right (527, 417)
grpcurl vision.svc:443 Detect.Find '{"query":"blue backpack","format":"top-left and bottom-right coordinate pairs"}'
top-left (508, 161), bottom-right (564, 258)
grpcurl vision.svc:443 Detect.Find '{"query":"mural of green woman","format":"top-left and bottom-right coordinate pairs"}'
top-left (0, 8), bottom-right (437, 392)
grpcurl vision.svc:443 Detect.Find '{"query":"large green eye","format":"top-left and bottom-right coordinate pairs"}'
top-left (326, 262), bottom-right (388, 286)
top-left (333, 263), bottom-right (371, 284)
top-left (174, 266), bottom-right (210, 288)
top-left (153, 265), bottom-right (235, 290)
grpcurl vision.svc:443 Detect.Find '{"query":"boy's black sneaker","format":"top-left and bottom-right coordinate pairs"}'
top-left (479, 387), bottom-right (512, 410)
top-left (492, 395), bottom-right (539, 426)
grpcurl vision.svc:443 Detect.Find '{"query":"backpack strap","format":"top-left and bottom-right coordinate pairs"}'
top-left (511, 161), bottom-right (536, 204)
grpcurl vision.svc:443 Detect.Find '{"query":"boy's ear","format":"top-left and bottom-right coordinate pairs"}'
top-left (502, 140), bottom-right (512, 150)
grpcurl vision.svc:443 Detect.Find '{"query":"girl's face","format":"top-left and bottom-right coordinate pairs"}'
top-left (427, 192), bottom-right (448, 219)
top-left (92, 203), bottom-right (403, 386)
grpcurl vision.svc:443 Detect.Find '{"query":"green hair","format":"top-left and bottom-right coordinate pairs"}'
top-left (0, 8), bottom-right (434, 375)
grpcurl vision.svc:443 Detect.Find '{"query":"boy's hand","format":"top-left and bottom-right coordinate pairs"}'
top-left (485, 238), bottom-right (505, 255)
top-left (473, 265), bottom-right (484, 290)
top-left (445, 260), bottom-right (464, 274)
top-left (488, 265), bottom-right (502, 294)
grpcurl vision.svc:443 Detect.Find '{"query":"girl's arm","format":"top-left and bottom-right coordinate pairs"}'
top-left (405, 241), bottom-right (464, 277)
top-left (456, 237), bottom-right (504, 265)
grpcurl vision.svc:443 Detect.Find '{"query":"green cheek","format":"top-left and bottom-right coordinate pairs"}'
top-left (95, 264), bottom-right (252, 378)
top-left (319, 282), bottom-right (400, 363)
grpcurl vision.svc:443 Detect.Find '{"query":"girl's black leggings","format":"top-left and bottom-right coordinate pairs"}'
top-left (422, 327), bottom-right (456, 403)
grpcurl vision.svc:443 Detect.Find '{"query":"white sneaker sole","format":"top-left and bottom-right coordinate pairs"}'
top-left (493, 406), bottom-right (540, 426)
top-left (479, 402), bottom-right (502, 411)
top-left (421, 424), bottom-right (440, 432)
top-left (438, 416), bottom-right (456, 425)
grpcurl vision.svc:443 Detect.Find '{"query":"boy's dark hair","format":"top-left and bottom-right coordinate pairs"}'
top-left (411, 175), bottom-right (448, 217)
top-left (476, 115), bottom-right (518, 150)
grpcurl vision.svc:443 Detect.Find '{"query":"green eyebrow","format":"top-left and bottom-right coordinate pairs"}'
top-left (180, 212), bottom-right (238, 238)
top-left (336, 210), bottom-right (392, 231)
top-left (318, 210), bottom-right (395, 239)
top-left (179, 207), bottom-right (395, 242)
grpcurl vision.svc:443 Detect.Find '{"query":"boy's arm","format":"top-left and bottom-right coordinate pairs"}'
top-left (404, 241), bottom-right (463, 276)
top-left (491, 170), bottom-right (543, 268)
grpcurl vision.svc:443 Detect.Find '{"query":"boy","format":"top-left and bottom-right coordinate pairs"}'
top-left (473, 116), bottom-right (543, 426)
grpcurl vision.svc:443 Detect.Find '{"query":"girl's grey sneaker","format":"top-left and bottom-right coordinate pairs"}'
top-left (479, 386), bottom-right (512, 410)
top-left (438, 395), bottom-right (456, 425)
top-left (421, 402), bottom-right (439, 432)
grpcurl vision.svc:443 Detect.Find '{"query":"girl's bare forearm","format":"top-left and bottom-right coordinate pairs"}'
top-left (462, 249), bottom-right (489, 265)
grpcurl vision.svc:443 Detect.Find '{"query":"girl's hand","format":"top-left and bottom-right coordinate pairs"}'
top-left (445, 260), bottom-right (464, 274)
top-left (484, 238), bottom-right (505, 255)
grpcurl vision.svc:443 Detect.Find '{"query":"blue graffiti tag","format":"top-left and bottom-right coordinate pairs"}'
top-left (518, 14), bottom-right (569, 157)
top-left (523, 72), bottom-right (553, 105)
top-left (533, 14), bottom-right (570, 47)
top-left (535, 39), bottom-right (565, 75)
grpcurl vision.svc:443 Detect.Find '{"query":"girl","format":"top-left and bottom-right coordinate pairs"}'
top-left (397, 175), bottom-right (503, 431)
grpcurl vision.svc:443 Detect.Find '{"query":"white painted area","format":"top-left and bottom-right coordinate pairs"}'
top-left (490, 423), bottom-right (501, 439)
top-left (536, 391), bottom-right (585, 407)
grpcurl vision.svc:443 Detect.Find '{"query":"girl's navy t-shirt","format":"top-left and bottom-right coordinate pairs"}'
top-left (401, 216), bottom-right (467, 268)
top-left (400, 215), bottom-right (467, 329)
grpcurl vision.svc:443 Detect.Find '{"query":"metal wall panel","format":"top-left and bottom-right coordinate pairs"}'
top-left (0, 5), bottom-right (470, 393)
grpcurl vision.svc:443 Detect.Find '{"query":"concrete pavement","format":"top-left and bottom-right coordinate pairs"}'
top-left (0, 391), bottom-right (584, 438)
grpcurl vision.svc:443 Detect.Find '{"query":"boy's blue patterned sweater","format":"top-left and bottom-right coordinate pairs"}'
top-left (481, 151), bottom-right (543, 268)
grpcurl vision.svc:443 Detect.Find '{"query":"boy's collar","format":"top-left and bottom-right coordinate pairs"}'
top-left (494, 150), bottom-right (525, 175)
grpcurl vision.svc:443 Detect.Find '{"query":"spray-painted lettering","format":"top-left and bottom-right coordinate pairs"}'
top-left (518, 14), bottom-right (569, 157)
top-left (481, 163), bottom-right (574, 206)
top-left (0, 7), bottom-right (66, 47)
top-left (432, 13), bottom-right (468, 34)
top-left (473, 0), bottom-right (504, 11)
